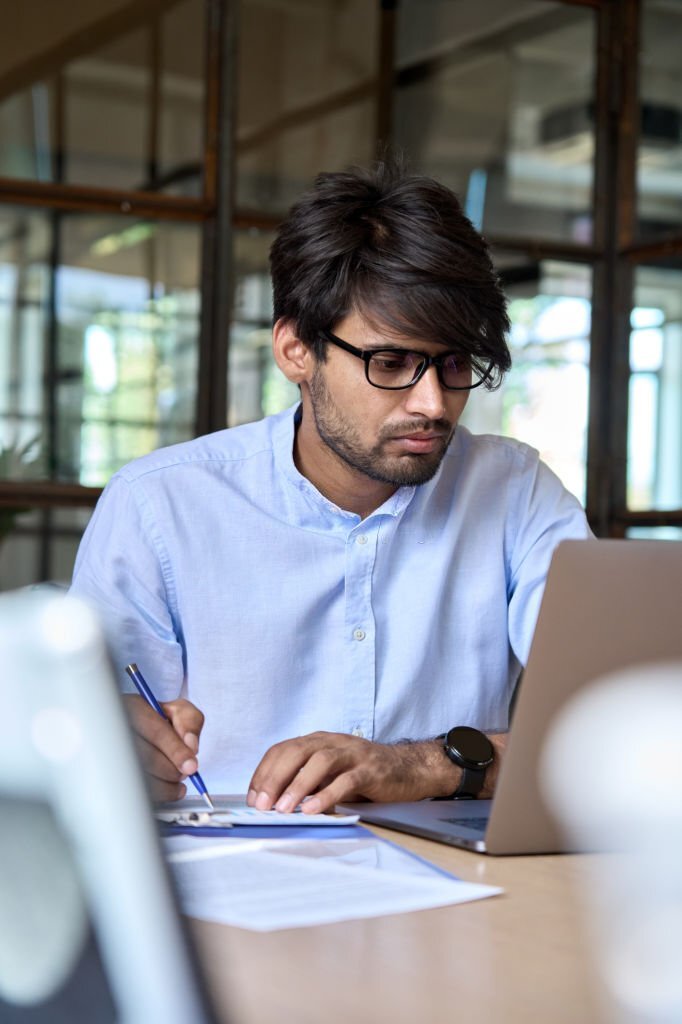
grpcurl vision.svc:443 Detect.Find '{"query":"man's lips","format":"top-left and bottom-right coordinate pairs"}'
top-left (388, 431), bottom-right (448, 452)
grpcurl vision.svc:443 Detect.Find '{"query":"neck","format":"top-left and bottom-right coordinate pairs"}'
top-left (293, 408), bottom-right (397, 520)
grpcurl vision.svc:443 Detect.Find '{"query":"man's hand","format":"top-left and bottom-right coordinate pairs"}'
top-left (246, 731), bottom-right (507, 814)
top-left (123, 693), bottom-right (206, 802)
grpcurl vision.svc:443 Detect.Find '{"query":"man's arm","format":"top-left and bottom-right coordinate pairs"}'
top-left (246, 731), bottom-right (507, 814)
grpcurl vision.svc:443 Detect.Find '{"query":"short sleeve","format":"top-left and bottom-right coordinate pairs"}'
top-left (507, 458), bottom-right (593, 665)
top-left (70, 474), bottom-right (185, 698)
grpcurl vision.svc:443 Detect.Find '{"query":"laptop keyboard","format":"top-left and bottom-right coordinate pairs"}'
top-left (438, 816), bottom-right (489, 835)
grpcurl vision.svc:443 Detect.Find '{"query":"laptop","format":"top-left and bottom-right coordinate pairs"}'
top-left (0, 588), bottom-right (223, 1023)
top-left (338, 539), bottom-right (682, 855)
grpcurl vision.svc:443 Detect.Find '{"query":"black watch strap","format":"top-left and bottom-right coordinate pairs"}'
top-left (450, 765), bottom-right (482, 800)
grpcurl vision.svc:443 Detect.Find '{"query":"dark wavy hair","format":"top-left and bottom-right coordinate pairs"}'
top-left (269, 160), bottom-right (511, 388)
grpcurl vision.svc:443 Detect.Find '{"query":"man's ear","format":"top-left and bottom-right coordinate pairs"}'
top-left (272, 319), bottom-right (314, 384)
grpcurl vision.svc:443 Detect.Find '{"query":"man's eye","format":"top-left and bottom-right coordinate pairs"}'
top-left (371, 353), bottom-right (411, 371)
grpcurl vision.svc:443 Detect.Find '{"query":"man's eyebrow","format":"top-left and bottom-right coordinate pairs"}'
top-left (362, 343), bottom-right (413, 351)
top-left (363, 343), bottom-right (459, 356)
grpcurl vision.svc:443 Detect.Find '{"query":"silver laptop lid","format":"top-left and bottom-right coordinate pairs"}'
top-left (485, 539), bottom-right (682, 854)
top-left (339, 540), bottom-right (682, 855)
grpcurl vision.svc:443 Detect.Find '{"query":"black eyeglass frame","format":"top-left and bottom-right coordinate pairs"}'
top-left (320, 330), bottom-right (494, 392)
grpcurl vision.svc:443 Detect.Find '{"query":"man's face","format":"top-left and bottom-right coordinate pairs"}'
top-left (304, 311), bottom-right (471, 488)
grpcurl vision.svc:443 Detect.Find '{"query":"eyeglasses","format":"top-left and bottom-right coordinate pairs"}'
top-left (320, 331), bottom-right (493, 392)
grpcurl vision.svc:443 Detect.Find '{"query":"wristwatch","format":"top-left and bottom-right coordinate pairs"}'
top-left (440, 726), bottom-right (494, 799)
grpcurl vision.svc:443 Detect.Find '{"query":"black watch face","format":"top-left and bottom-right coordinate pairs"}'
top-left (446, 726), bottom-right (494, 768)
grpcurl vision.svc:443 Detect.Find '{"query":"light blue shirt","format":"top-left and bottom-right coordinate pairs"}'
top-left (71, 404), bottom-right (592, 791)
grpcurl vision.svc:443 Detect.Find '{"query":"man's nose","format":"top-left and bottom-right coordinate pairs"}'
top-left (402, 364), bottom-right (446, 420)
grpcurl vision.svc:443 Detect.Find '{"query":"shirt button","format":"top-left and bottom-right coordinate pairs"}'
top-left (353, 628), bottom-right (366, 641)
top-left (356, 534), bottom-right (368, 545)
top-left (351, 727), bottom-right (364, 738)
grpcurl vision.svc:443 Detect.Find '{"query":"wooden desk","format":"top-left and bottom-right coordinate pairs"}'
top-left (189, 826), bottom-right (614, 1024)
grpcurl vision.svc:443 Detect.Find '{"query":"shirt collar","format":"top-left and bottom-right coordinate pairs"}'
top-left (272, 403), bottom-right (417, 526)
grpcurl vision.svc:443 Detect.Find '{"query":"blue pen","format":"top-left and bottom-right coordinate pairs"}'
top-left (125, 662), bottom-right (214, 810)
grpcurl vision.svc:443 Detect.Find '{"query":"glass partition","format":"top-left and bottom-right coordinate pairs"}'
top-left (235, 0), bottom-right (380, 216)
top-left (157, 0), bottom-right (206, 197)
top-left (0, 507), bottom-right (95, 589)
top-left (0, 206), bottom-right (51, 479)
top-left (627, 264), bottom-right (682, 511)
top-left (637, 0), bottom-right (682, 240)
top-left (59, 215), bottom-right (201, 484)
top-left (228, 228), bottom-right (298, 427)
top-left (460, 257), bottom-right (591, 502)
top-left (626, 527), bottom-right (682, 541)
top-left (0, 0), bottom-right (206, 194)
top-left (394, 0), bottom-right (595, 244)
top-left (0, 206), bottom-right (202, 487)
top-left (0, 510), bottom-right (43, 589)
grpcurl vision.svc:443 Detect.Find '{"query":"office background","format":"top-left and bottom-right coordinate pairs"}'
top-left (0, 0), bottom-right (680, 591)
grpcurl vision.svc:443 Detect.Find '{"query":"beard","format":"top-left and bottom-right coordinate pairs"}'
top-left (307, 367), bottom-right (455, 487)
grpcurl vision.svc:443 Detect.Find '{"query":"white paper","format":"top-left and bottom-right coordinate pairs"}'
top-left (164, 835), bottom-right (502, 931)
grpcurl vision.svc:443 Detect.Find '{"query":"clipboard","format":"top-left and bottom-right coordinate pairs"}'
top-left (155, 798), bottom-right (360, 838)
top-left (159, 821), bottom-right (372, 840)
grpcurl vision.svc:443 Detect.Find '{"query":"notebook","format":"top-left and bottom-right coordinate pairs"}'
top-left (338, 539), bottom-right (682, 855)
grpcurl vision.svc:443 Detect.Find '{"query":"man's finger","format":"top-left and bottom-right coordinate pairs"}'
top-left (299, 770), bottom-right (366, 814)
top-left (162, 699), bottom-right (205, 750)
top-left (147, 776), bottom-right (188, 803)
top-left (134, 734), bottom-right (195, 783)
top-left (123, 694), bottom-right (199, 778)
top-left (248, 734), bottom-right (335, 809)
top-left (273, 747), bottom-right (348, 812)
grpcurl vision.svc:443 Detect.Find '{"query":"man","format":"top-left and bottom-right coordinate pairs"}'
top-left (70, 162), bottom-right (591, 813)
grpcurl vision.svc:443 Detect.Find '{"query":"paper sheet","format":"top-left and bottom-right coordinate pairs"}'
top-left (164, 834), bottom-right (502, 931)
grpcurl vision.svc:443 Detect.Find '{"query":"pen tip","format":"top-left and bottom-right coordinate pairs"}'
top-left (203, 793), bottom-right (215, 811)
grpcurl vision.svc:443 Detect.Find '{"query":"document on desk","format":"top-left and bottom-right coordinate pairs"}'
top-left (155, 795), bottom-right (360, 829)
top-left (164, 833), bottom-right (502, 931)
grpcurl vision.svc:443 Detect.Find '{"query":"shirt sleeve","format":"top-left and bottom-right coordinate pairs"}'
top-left (507, 456), bottom-right (593, 666)
top-left (70, 474), bottom-right (185, 698)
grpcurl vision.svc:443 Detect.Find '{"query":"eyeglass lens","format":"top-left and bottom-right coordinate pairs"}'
top-left (367, 350), bottom-right (472, 390)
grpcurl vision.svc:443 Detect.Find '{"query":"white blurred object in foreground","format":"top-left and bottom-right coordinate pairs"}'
top-left (541, 661), bottom-right (682, 1024)
top-left (0, 588), bottom-right (216, 1023)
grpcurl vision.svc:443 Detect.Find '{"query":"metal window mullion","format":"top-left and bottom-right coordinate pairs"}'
top-left (41, 67), bottom-right (67, 581)
top-left (609, 0), bottom-right (640, 531)
top-left (146, 13), bottom-right (162, 190)
top-left (197, 0), bottom-right (237, 437)
top-left (586, 0), bottom-right (640, 537)
top-left (376, 0), bottom-right (397, 154)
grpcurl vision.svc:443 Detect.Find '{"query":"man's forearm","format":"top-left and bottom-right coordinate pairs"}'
top-left (396, 732), bottom-right (507, 801)
top-left (247, 729), bottom-right (508, 814)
